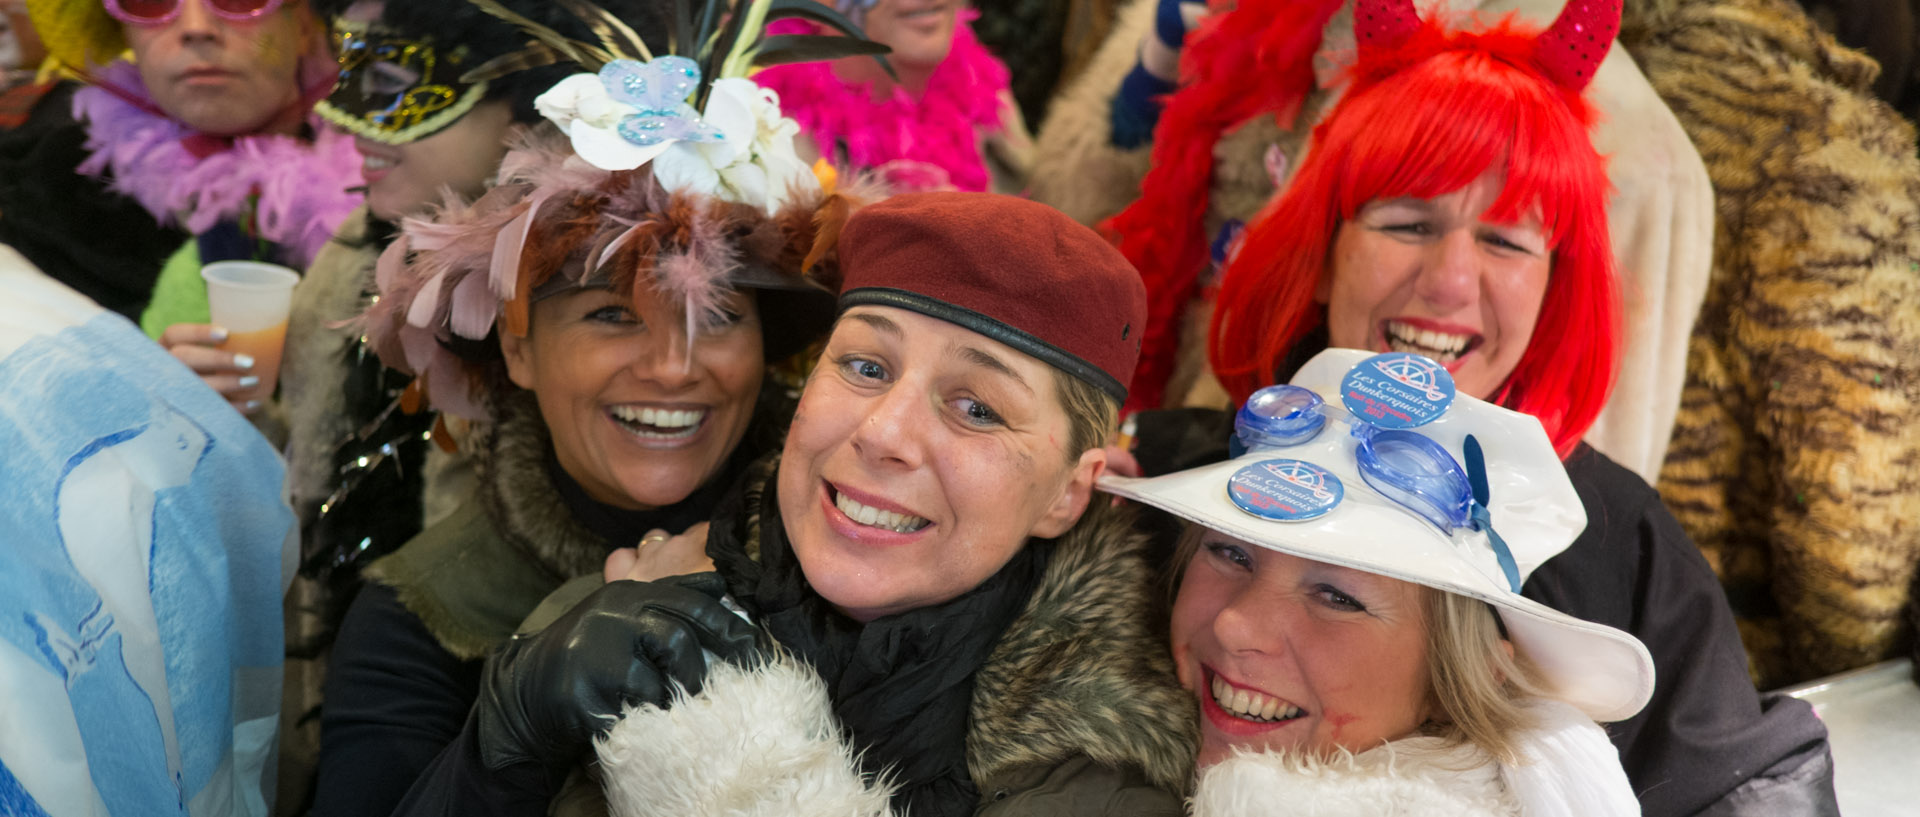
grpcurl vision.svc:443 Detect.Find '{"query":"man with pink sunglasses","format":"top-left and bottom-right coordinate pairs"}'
top-left (0, 0), bottom-right (356, 322)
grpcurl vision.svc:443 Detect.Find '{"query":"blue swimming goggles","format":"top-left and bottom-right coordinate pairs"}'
top-left (1231, 381), bottom-right (1524, 593)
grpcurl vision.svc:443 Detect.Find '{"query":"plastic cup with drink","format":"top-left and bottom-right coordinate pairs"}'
top-left (200, 261), bottom-right (298, 406)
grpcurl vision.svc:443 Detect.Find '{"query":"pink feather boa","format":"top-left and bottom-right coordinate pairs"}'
top-left (71, 61), bottom-right (363, 267)
top-left (754, 13), bottom-right (1008, 192)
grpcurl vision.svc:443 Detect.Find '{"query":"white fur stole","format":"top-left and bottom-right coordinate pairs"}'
top-left (596, 654), bottom-right (897, 817)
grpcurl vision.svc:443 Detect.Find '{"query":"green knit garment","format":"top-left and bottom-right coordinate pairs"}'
top-left (139, 240), bottom-right (211, 340)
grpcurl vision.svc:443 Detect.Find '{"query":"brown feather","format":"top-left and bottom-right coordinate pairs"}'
top-left (461, 43), bottom-right (565, 84)
top-left (800, 193), bottom-right (851, 284)
top-left (468, 0), bottom-right (597, 68)
top-left (553, 0), bottom-right (654, 61)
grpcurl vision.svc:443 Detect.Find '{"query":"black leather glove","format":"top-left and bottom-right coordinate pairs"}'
top-left (473, 573), bottom-right (764, 771)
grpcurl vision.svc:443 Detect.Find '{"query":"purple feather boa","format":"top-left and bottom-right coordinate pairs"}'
top-left (754, 13), bottom-right (1008, 192)
top-left (71, 61), bottom-right (363, 267)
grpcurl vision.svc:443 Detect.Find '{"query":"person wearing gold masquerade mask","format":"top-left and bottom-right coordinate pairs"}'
top-left (233, 0), bottom-right (682, 811)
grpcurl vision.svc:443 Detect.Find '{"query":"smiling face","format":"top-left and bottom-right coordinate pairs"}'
top-left (858, 0), bottom-right (958, 69)
top-left (356, 101), bottom-right (513, 221)
top-left (1171, 529), bottom-right (1434, 766)
top-left (776, 306), bottom-right (1105, 621)
top-left (1320, 171), bottom-right (1552, 401)
top-left (123, 0), bottom-right (316, 135)
top-left (500, 285), bottom-right (765, 510)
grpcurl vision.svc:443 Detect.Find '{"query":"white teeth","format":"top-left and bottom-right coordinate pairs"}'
top-left (363, 156), bottom-right (394, 170)
top-left (1384, 321), bottom-right (1474, 361)
top-left (610, 406), bottom-right (706, 439)
top-left (1210, 675), bottom-right (1303, 724)
top-left (833, 491), bottom-right (930, 533)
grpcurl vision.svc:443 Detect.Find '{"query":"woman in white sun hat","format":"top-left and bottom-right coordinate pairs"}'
top-left (1102, 348), bottom-right (1654, 816)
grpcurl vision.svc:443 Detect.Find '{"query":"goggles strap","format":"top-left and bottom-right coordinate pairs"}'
top-left (1463, 435), bottom-right (1522, 593)
top-left (1470, 502), bottom-right (1523, 593)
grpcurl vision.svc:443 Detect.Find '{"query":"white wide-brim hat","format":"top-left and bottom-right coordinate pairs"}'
top-left (1101, 348), bottom-right (1655, 723)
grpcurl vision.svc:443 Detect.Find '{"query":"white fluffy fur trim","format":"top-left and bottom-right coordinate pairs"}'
top-left (1191, 738), bottom-right (1515, 817)
top-left (1190, 697), bottom-right (1642, 817)
top-left (1498, 699), bottom-right (1640, 817)
top-left (596, 654), bottom-right (897, 817)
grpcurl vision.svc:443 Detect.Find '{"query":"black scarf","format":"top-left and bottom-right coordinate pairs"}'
top-left (548, 449), bottom-right (743, 548)
top-left (708, 464), bottom-right (1051, 817)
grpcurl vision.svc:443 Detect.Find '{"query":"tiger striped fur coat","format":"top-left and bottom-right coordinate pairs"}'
top-left (1621, 0), bottom-right (1920, 687)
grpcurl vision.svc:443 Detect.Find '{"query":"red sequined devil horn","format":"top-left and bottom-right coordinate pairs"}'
top-left (1533, 0), bottom-right (1621, 91)
top-left (1355, 0), bottom-right (1622, 92)
top-left (1353, 0), bottom-right (1422, 52)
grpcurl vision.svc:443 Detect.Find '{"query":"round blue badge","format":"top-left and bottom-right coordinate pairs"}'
top-left (1228, 458), bottom-right (1344, 521)
top-left (1339, 352), bottom-right (1456, 429)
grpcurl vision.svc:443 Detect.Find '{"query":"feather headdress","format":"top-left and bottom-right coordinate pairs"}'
top-left (363, 0), bottom-right (889, 419)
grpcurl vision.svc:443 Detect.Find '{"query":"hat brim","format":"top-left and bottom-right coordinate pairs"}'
top-left (752, 278), bottom-right (836, 362)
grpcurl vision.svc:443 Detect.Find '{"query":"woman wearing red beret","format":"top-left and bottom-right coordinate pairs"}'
top-left (409, 192), bottom-right (1197, 817)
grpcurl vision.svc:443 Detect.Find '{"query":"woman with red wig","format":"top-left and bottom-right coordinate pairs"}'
top-left (1120, 1), bottom-right (1838, 814)
top-left (1032, 0), bottom-right (1711, 482)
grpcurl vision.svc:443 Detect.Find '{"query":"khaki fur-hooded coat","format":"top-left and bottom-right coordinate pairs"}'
top-left (1619, 0), bottom-right (1920, 687)
top-left (593, 458), bottom-right (1199, 817)
top-left (1029, 0), bottom-right (1715, 485)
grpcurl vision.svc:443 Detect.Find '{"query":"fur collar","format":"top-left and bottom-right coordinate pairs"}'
top-left (597, 463), bottom-right (1196, 816)
top-left (71, 61), bottom-right (362, 267)
top-left (1189, 697), bottom-right (1638, 817)
top-left (473, 391), bottom-right (608, 580)
top-left (282, 208), bottom-right (379, 511)
top-left (1191, 738), bottom-right (1515, 817)
top-left (965, 499), bottom-right (1198, 795)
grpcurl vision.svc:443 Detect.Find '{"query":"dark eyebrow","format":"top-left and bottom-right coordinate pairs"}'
top-left (955, 344), bottom-right (1034, 395)
top-left (846, 311), bottom-right (903, 337)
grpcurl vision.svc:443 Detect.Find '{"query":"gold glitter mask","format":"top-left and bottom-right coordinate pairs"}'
top-left (316, 20), bottom-right (488, 144)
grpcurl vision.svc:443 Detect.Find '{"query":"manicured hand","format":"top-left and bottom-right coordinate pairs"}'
top-left (158, 323), bottom-right (260, 413)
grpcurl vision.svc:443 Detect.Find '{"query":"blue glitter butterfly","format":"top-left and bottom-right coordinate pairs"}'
top-left (600, 56), bottom-right (727, 148)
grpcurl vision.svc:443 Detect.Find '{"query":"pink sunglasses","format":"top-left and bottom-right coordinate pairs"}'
top-left (104, 0), bottom-right (285, 26)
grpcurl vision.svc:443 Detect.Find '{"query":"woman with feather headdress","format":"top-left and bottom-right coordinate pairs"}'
top-left (271, 0), bottom-right (688, 807)
top-left (307, 0), bottom-right (875, 813)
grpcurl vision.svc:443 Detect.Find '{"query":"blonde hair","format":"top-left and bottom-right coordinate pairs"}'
top-left (1170, 524), bottom-right (1553, 763)
top-left (1420, 589), bottom-right (1552, 764)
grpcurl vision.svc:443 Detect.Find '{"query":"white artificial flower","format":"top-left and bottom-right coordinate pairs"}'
top-left (536, 67), bottom-right (819, 208)
top-left (690, 79), bottom-right (820, 211)
top-left (535, 74), bottom-right (627, 131)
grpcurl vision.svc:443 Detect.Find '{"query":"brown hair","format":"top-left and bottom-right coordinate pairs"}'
top-left (1051, 367), bottom-right (1119, 462)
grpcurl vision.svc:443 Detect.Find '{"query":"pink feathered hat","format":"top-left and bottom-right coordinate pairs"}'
top-left (361, 126), bottom-right (849, 420)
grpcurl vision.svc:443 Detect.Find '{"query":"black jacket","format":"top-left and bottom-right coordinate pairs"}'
top-left (0, 81), bottom-right (184, 320)
top-left (1132, 408), bottom-right (1839, 817)
top-left (309, 394), bottom-right (739, 817)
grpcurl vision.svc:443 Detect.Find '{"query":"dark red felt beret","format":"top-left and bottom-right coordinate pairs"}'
top-left (836, 192), bottom-right (1147, 403)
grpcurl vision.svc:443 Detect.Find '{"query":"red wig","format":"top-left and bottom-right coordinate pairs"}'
top-left (1210, 14), bottom-right (1621, 457)
top-left (1108, 0), bottom-right (1345, 415)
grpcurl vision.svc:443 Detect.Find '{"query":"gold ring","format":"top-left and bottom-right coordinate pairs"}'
top-left (638, 532), bottom-right (670, 550)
